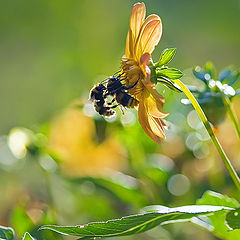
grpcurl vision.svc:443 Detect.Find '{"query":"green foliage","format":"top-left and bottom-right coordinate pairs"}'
top-left (156, 77), bottom-right (182, 92)
top-left (0, 226), bottom-right (14, 240)
top-left (10, 205), bottom-right (34, 238)
top-left (156, 48), bottom-right (176, 66)
top-left (183, 62), bottom-right (240, 126)
top-left (156, 68), bottom-right (183, 80)
top-left (196, 191), bottom-right (240, 239)
top-left (69, 176), bottom-right (148, 207)
top-left (226, 209), bottom-right (240, 230)
top-left (40, 205), bottom-right (231, 239)
top-left (149, 48), bottom-right (183, 93)
top-left (192, 62), bottom-right (239, 93)
top-left (22, 232), bottom-right (34, 240)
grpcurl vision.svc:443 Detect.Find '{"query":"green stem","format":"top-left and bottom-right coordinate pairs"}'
top-left (222, 95), bottom-right (240, 139)
top-left (173, 79), bottom-right (240, 191)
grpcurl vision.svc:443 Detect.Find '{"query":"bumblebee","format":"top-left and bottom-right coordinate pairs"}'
top-left (89, 84), bottom-right (116, 117)
top-left (89, 75), bottom-right (139, 117)
top-left (94, 100), bottom-right (116, 117)
top-left (89, 83), bottom-right (106, 101)
top-left (106, 76), bottom-right (139, 108)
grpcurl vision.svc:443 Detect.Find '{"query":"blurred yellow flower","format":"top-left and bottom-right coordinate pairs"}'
top-left (121, 2), bottom-right (168, 143)
top-left (48, 106), bottom-right (126, 177)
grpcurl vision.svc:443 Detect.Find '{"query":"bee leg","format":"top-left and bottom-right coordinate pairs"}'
top-left (109, 104), bottom-right (120, 109)
top-left (124, 80), bottom-right (139, 90)
top-left (119, 105), bottom-right (125, 115)
top-left (113, 70), bottom-right (122, 77)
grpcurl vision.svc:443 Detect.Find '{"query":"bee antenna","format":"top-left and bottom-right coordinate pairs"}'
top-left (101, 77), bottom-right (111, 84)
top-left (113, 70), bottom-right (121, 77)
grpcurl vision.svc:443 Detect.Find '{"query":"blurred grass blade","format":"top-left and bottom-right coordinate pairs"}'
top-left (0, 226), bottom-right (15, 240)
top-left (226, 209), bottom-right (240, 230)
top-left (205, 61), bottom-right (216, 79)
top-left (10, 205), bottom-right (34, 238)
top-left (193, 68), bottom-right (208, 83)
top-left (219, 69), bottom-right (232, 82)
top-left (69, 176), bottom-right (147, 207)
top-left (40, 205), bottom-right (231, 239)
top-left (228, 71), bottom-right (240, 86)
top-left (156, 48), bottom-right (176, 66)
top-left (22, 232), bottom-right (34, 240)
top-left (156, 68), bottom-right (183, 80)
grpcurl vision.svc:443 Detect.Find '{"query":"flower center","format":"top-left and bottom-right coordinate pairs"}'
top-left (121, 58), bottom-right (145, 100)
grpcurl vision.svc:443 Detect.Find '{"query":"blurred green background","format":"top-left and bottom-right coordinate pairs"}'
top-left (0, 0), bottom-right (240, 133)
top-left (0, 1), bottom-right (240, 240)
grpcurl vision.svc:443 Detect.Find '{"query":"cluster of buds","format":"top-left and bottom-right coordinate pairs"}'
top-left (182, 62), bottom-right (240, 126)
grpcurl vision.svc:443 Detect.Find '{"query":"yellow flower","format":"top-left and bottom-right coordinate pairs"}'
top-left (48, 106), bottom-right (127, 177)
top-left (121, 2), bottom-right (168, 143)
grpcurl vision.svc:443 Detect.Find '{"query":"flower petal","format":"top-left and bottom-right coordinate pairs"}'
top-left (135, 17), bottom-right (162, 61)
top-left (145, 89), bottom-right (169, 118)
top-left (138, 89), bottom-right (167, 143)
top-left (148, 114), bottom-right (165, 139)
top-left (125, 2), bottom-right (146, 58)
top-left (141, 76), bottom-right (168, 118)
top-left (138, 101), bottom-right (164, 143)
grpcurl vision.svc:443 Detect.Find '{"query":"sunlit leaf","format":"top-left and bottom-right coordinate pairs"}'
top-left (22, 232), bottom-right (34, 240)
top-left (40, 205), bottom-right (231, 239)
top-left (226, 208), bottom-right (240, 230)
top-left (156, 48), bottom-right (176, 66)
top-left (156, 68), bottom-right (183, 80)
top-left (157, 77), bottom-right (182, 92)
top-left (0, 226), bottom-right (14, 240)
top-left (196, 191), bottom-right (240, 240)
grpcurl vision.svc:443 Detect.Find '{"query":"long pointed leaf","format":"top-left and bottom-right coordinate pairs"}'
top-left (40, 205), bottom-right (231, 239)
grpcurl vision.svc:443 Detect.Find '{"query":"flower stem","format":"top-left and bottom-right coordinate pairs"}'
top-left (222, 95), bottom-right (240, 139)
top-left (173, 79), bottom-right (240, 191)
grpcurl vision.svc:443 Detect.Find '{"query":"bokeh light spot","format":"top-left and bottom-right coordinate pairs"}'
top-left (187, 110), bottom-right (201, 129)
top-left (7, 128), bottom-right (30, 159)
top-left (120, 110), bottom-right (136, 126)
top-left (83, 103), bottom-right (97, 117)
top-left (167, 174), bottom-right (190, 196)
top-left (149, 154), bottom-right (175, 172)
top-left (185, 132), bottom-right (199, 150)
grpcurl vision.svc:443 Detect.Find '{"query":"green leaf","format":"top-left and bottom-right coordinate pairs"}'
top-left (196, 191), bottom-right (240, 240)
top-left (156, 48), bottom-right (176, 66)
top-left (197, 190), bottom-right (239, 208)
top-left (22, 232), bottom-right (34, 240)
top-left (0, 226), bottom-right (15, 240)
top-left (40, 205), bottom-right (231, 239)
top-left (157, 77), bottom-right (182, 92)
top-left (156, 68), bottom-right (183, 80)
top-left (226, 208), bottom-right (240, 230)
